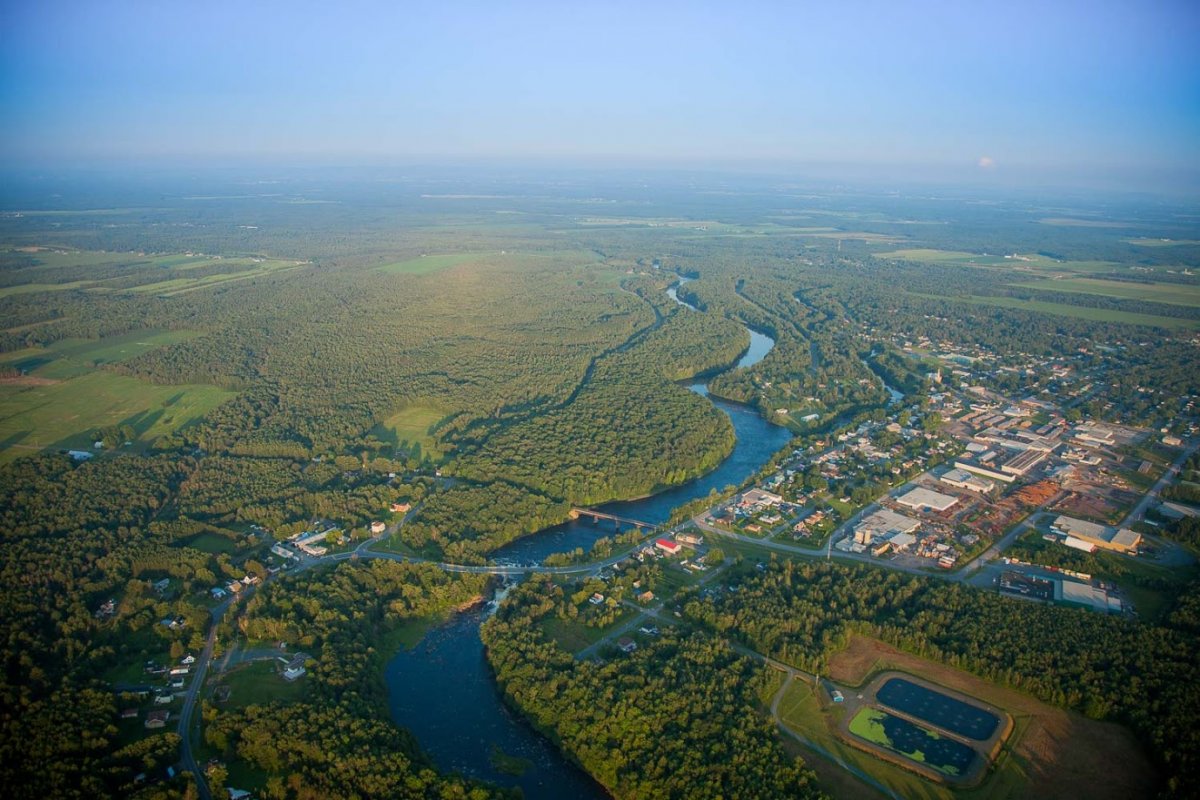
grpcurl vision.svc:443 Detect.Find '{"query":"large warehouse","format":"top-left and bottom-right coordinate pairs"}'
top-left (895, 487), bottom-right (959, 513)
top-left (854, 508), bottom-right (921, 545)
top-left (1051, 515), bottom-right (1141, 555)
top-left (940, 468), bottom-right (995, 494)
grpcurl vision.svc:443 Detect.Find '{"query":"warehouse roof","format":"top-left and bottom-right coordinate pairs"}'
top-left (895, 487), bottom-right (959, 512)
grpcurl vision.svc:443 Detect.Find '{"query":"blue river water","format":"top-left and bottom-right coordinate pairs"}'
top-left (385, 282), bottom-right (793, 797)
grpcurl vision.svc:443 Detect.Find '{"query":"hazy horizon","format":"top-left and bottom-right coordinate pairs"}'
top-left (3, 0), bottom-right (1198, 194)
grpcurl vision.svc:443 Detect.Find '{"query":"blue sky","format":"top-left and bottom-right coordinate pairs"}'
top-left (1, 0), bottom-right (1197, 186)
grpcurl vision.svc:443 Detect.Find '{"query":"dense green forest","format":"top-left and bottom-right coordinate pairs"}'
top-left (482, 579), bottom-right (825, 800)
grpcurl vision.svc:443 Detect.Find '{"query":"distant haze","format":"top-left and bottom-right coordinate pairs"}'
top-left (1, 0), bottom-right (1198, 192)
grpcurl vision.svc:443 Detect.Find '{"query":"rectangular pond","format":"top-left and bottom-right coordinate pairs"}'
top-left (848, 707), bottom-right (977, 778)
top-left (877, 677), bottom-right (1000, 741)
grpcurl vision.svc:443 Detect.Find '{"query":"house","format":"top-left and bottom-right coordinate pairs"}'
top-left (211, 587), bottom-right (227, 600)
top-left (588, 593), bottom-right (605, 606)
top-left (67, 449), bottom-right (94, 461)
top-left (390, 502), bottom-right (412, 514)
top-left (617, 637), bottom-right (637, 653)
top-left (180, 654), bottom-right (196, 666)
top-left (152, 578), bottom-right (171, 595)
top-left (370, 521), bottom-right (386, 535)
top-left (144, 710), bottom-right (170, 729)
top-left (637, 591), bottom-right (655, 604)
top-left (280, 653), bottom-right (309, 681)
top-left (655, 538), bottom-right (682, 555)
top-left (154, 691), bottom-right (174, 705)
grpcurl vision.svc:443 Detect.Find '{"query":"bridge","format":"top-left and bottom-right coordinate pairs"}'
top-left (570, 507), bottom-right (657, 531)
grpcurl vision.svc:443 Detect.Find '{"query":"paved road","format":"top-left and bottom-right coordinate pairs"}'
top-left (176, 596), bottom-right (237, 800)
top-left (768, 675), bottom-right (901, 800)
top-left (1120, 440), bottom-right (1198, 530)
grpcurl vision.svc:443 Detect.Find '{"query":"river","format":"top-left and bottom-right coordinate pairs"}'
top-left (385, 277), bottom-right (793, 797)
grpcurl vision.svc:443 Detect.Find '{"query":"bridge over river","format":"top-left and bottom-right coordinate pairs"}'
top-left (569, 507), bottom-right (657, 531)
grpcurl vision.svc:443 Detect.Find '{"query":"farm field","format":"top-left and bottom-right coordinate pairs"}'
top-left (0, 370), bottom-right (233, 463)
top-left (1012, 277), bottom-right (1200, 308)
top-left (778, 635), bottom-right (1157, 800)
top-left (915, 293), bottom-right (1198, 330)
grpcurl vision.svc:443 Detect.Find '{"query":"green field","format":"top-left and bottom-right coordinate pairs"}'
top-left (1014, 277), bottom-right (1200, 308)
top-left (0, 330), bottom-right (201, 380)
top-left (378, 252), bottom-right (489, 274)
top-left (915, 293), bottom-right (1197, 330)
top-left (179, 532), bottom-right (242, 554)
top-left (540, 609), bottom-right (636, 653)
top-left (0, 371), bottom-right (234, 463)
top-left (881, 248), bottom-right (1120, 274)
top-left (1125, 238), bottom-right (1200, 248)
top-left (220, 660), bottom-right (308, 710)
top-left (0, 249), bottom-right (306, 296)
top-left (373, 404), bottom-right (448, 460)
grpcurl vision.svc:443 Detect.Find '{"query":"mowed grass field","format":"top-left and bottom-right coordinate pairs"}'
top-left (0, 330), bottom-right (201, 379)
top-left (0, 330), bottom-right (234, 463)
top-left (378, 252), bottom-right (492, 274)
top-left (372, 405), bottom-right (448, 460)
top-left (1013, 277), bottom-right (1200, 308)
top-left (774, 635), bottom-right (1156, 800)
top-left (0, 370), bottom-right (233, 463)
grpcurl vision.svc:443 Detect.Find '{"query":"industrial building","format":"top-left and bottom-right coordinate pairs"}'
top-left (854, 508), bottom-right (920, 545)
top-left (1051, 515), bottom-right (1141, 554)
top-left (954, 458), bottom-right (1015, 483)
top-left (940, 468), bottom-right (995, 494)
top-left (1056, 579), bottom-right (1122, 613)
top-left (1001, 448), bottom-right (1048, 477)
top-left (895, 487), bottom-right (959, 513)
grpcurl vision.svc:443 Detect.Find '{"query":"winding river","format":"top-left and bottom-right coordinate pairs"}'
top-left (386, 278), bottom-right (793, 797)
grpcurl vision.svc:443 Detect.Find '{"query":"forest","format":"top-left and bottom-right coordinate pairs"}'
top-left (482, 579), bottom-right (826, 800)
